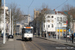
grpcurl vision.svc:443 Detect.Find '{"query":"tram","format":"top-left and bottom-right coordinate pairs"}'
top-left (22, 26), bottom-right (33, 41)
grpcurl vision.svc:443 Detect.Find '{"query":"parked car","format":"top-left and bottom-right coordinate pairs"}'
top-left (8, 35), bottom-right (14, 39)
top-left (67, 34), bottom-right (72, 39)
top-left (63, 34), bottom-right (72, 38)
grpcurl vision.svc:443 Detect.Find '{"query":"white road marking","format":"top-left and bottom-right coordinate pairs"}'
top-left (21, 42), bottom-right (27, 50)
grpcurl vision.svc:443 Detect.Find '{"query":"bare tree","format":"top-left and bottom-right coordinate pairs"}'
top-left (62, 4), bottom-right (73, 11)
top-left (8, 3), bottom-right (24, 33)
top-left (34, 4), bottom-right (51, 37)
top-left (62, 4), bottom-right (75, 33)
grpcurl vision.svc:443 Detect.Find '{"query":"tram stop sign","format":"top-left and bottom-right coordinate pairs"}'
top-left (69, 29), bottom-right (70, 32)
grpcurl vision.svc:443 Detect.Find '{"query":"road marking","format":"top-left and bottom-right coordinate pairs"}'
top-left (21, 42), bottom-right (26, 50)
top-left (8, 39), bottom-right (14, 41)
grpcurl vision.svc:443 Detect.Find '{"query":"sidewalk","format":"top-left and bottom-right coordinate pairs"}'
top-left (0, 37), bottom-right (3, 47)
top-left (0, 36), bottom-right (24, 50)
top-left (36, 36), bottom-right (75, 47)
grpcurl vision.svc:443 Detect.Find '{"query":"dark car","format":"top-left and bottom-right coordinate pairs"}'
top-left (8, 35), bottom-right (14, 39)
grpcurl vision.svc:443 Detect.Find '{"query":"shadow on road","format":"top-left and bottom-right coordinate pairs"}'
top-left (16, 39), bottom-right (22, 41)
top-left (16, 39), bottom-right (32, 42)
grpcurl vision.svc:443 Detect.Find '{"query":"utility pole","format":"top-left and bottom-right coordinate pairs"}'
top-left (59, 22), bottom-right (60, 40)
top-left (56, 17), bottom-right (58, 39)
top-left (56, 11), bottom-right (58, 39)
top-left (46, 17), bottom-right (48, 38)
top-left (9, 9), bottom-right (11, 35)
top-left (12, 16), bottom-right (13, 35)
top-left (3, 0), bottom-right (6, 44)
top-left (28, 15), bottom-right (29, 25)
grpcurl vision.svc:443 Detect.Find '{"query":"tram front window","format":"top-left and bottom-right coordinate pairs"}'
top-left (25, 29), bottom-right (32, 33)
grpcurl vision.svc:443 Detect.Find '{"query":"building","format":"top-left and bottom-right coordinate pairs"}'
top-left (34, 9), bottom-right (39, 19)
top-left (0, 6), bottom-right (9, 34)
top-left (16, 23), bottom-right (23, 34)
top-left (43, 13), bottom-right (67, 37)
top-left (22, 15), bottom-right (31, 26)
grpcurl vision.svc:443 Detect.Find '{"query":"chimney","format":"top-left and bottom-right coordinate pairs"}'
top-left (54, 9), bottom-right (55, 11)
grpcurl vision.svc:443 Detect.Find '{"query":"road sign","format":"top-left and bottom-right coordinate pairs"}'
top-left (69, 29), bottom-right (70, 32)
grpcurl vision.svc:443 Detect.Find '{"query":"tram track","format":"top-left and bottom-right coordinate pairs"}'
top-left (22, 40), bottom-right (45, 50)
top-left (19, 35), bottom-right (41, 50)
top-left (18, 35), bottom-right (45, 50)
top-left (18, 35), bottom-right (75, 50)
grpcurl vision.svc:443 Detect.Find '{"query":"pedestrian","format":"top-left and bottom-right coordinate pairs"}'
top-left (72, 34), bottom-right (74, 43)
top-left (49, 33), bottom-right (50, 38)
top-left (53, 34), bottom-right (54, 38)
top-left (44, 33), bottom-right (46, 38)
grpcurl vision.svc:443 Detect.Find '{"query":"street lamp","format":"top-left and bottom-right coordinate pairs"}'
top-left (3, 0), bottom-right (6, 44)
top-left (12, 16), bottom-right (13, 35)
top-left (46, 16), bottom-right (48, 38)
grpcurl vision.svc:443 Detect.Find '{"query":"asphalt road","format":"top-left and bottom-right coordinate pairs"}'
top-left (22, 37), bottom-right (75, 50)
top-left (0, 35), bottom-right (75, 50)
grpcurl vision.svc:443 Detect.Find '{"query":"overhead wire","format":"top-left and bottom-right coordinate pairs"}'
top-left (28, 0), bottom-right (34, 14)
top-left (55, 0), bottom-right (68, 9)
top-left (28, 0), bottom-right (34, 8)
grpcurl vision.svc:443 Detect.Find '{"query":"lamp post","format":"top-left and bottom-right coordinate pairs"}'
top-left (12, 16), bottom-right (13, 35)
top-left (9, 9), bottom-right (11, 35)
top-left (56, 19), bottom-right (58, 39)
top-left (46, 16), bottom-right (48, 38)
top-left (3, 0), bottom-right (6, 44)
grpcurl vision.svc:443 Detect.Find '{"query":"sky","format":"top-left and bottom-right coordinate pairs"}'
top-left (2, 0), bottom-right (75, 20)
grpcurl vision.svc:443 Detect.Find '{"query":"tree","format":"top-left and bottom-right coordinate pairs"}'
top-left (8, 3), bottom-right (24, 33)
top-left (62, 4), bottom-right (73, 11)
top-left (34, 4), bottom-right (51, 37)
top-left (62, 4), bottom-right (75, 33)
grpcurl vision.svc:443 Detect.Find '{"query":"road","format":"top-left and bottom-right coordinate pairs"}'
top-left (21, 36), bottom-right (75, 50)
top-left (0, 35), bottom-right (75, 50)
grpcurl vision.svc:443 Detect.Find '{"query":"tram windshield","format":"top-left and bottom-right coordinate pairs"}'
top-left (25, 29), bottom-right (33, 33)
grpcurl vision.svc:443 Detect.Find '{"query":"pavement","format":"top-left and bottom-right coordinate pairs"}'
top-left (0, 36), bottom-right (24, 50)
top-left (36, 36), bottom-right (75, 47)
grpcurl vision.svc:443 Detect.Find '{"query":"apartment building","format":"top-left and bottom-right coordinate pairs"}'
top-left (43, 14), bottom-right (67, 37)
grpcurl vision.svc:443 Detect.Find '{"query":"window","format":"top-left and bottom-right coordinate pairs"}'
top-left (52, 24), bottom-right (53, 28)
top-left (52, 16), bottom-right (53, 18)
top-left (52, 20), bottom-right (54, 23)
top-left (63, 17), bottom-right (67, 23)
top-left (57, 17), bottom-right (59, 21)
top-left (25, 29), bottom-right (33, 33)
top-left (47, 16), bottom-right (50, 18)
top-left (60, 17), bottom-right (62, 22)
top-left (48, 25), bottom-right (50, 27)
top-left (47, 20), bottom-right (50, 22)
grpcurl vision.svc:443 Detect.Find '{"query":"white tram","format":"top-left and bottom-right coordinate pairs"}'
top-left (22, 26), bottom-right (33, 41)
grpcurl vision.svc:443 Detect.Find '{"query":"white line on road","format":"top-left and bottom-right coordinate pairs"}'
top-left (21, 42), bottom-right (27, 50)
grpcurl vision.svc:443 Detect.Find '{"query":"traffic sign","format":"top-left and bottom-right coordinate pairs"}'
top-left (69, 29), bottom-right (70, 32)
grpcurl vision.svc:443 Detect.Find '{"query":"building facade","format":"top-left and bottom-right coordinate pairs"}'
top-left (0, 6), bottom-right (9, 33)
top-left (43, 14), bottom-right (67, 37)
